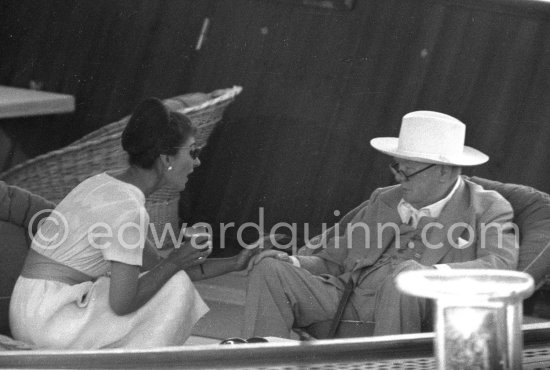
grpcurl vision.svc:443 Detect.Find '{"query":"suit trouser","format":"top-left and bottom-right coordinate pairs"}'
top-left (242, 258), bottom-right (430, 338)
top-left (242, 258), bottom-right (357, 338)
top-left (353, 258), bottom-right (432, 336)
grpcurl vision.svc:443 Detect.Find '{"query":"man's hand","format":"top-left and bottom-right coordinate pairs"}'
top-left (247, 250), bottom-right (291, 267)
top-left (392, 259), bottom-right (435, 278)
top-left (244, 250), bottom-right (296, 274)
top-left (233, 234), bottom-right (287, 272)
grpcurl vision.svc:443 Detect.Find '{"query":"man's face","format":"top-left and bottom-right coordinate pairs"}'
top-left (391, 158), bottom-right (442, 208)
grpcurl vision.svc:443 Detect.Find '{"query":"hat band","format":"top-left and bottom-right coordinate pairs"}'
top-left (395, 147), bottom-right (462, 163)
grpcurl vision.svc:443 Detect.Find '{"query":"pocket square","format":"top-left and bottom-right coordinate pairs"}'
top-left (456, 237), bottom-right (470, 249)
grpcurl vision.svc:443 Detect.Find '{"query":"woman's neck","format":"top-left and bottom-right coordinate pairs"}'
top-left (110, 166), bottom-right (164, 197)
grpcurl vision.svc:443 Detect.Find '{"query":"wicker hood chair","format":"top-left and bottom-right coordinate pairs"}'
top-left (0, 86), bottom-right (242, 243)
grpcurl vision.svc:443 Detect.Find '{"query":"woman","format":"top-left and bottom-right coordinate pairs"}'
top-left (10, 98), bottom-right (257, 349)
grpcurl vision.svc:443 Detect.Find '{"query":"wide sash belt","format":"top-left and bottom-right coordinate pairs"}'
top-left (20, 248), bottom-right (94, 285)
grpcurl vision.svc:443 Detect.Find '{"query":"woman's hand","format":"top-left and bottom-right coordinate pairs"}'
top-left (168, 234), bottom-right (212, 269)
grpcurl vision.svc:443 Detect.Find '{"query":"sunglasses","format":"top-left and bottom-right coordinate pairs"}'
top-left (219, 337), bottom-right (269, 345)
top-left (175, 146), bottom-right (202, 160)
top-left (389, 161), bottom-right (436, 181)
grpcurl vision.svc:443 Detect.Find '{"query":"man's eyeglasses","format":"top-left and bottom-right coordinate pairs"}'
top-left (389, 161), bottom-right (436, 181)
top-left (175, 146), bottom-right (202, 160)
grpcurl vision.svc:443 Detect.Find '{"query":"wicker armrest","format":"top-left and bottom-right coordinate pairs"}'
top-left (0, 133), bottom-right (125, 204)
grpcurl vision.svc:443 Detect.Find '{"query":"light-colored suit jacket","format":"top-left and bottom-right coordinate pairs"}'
top-left (297, 177), bottom-right (519, 291)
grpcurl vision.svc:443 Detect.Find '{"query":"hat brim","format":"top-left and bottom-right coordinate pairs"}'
top-left (370, 137), bottom-right (489, 166)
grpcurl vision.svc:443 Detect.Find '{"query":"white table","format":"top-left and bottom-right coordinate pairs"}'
top-left (0, 85), bottom-right (74, 118)
top-left (0, 85), bottom-right (75, 170)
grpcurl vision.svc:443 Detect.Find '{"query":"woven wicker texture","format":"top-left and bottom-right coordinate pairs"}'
top-left (0, 87), bottom-right (242, 239)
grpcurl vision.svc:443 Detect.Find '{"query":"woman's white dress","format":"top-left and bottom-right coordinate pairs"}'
top-left (9, 173), bottom-right (208, 349)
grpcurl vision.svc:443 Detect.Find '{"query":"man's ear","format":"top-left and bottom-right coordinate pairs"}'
top-left (439, 165), bottom-right (453, 181)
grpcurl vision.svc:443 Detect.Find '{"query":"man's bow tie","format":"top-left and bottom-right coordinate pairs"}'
top-left (399, 202), bottom-right (432, 228)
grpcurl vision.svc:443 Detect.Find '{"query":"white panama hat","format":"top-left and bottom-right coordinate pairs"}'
top-left (370, 111), bottom-right (488, 166)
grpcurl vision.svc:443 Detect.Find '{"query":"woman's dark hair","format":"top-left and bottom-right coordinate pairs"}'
top-left (121, 97), bottom-right (196, 169)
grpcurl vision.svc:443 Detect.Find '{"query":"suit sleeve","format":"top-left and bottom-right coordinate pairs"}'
top-left (446, 198), bottom-right (519, 270)
top-left (298, 198), bottom-right (372, 255)
top-left (295, 189), bottom-right (382, 275)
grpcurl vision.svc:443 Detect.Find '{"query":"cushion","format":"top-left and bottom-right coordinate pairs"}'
top-left (470, 177), bottom-right (550, 288)
top-left (0, 181), bottom-right (55, 234)
top-left (0, 221), bottom-right (29, 336)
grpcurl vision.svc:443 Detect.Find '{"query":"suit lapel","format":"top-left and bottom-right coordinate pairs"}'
top-left (353, 188), bottom-right (402, 270)
top-left (420, 179), bottom-right (473, 265)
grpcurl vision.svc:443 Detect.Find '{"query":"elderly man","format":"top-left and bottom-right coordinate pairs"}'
top-left (242, 111), bottom-right (518, 338)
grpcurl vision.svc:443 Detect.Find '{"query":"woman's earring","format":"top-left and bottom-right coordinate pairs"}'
top-left (168, 166), bottom-right (173, 171)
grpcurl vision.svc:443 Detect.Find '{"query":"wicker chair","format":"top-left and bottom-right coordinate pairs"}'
top-left (0, 86), bottom-right (242, 241)
top-left (294, 176), bottom-right (550, 340)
